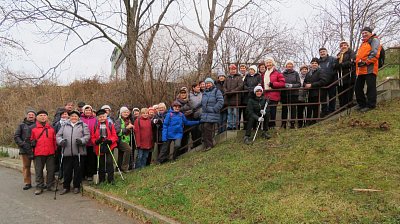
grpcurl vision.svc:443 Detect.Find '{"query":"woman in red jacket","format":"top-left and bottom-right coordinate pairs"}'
top-left (134, 108), bottom-right (154, 169)
top-left (90, 109), bottom-right (118, 184)
top-left (260, 57), bottom-right (286, 129)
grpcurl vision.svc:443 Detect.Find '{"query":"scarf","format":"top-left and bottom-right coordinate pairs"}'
top-left (99, 123), bottom-right (107, 138)
top-left (263, 67), bottom-right (273, 90)
top-left (338, 49), bottom-right (348, 64)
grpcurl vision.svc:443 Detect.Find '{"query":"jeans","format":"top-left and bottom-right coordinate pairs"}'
top-left (157, 139), bottom-right (182, 163)
top-left (227, 107), bottom-right (238, 129)
top-left (135, 149), bottom-right (150, 169)
top-left (219, 110), bottom-right (227, 133)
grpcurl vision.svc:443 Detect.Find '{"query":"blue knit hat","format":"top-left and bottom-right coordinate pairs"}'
top-left (204, 78), bottom-right (214, 85)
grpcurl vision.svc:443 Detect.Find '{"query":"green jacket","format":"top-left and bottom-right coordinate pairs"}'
top-left (114, 117), bottom-right (131, 144)
top-left (246, 93), bottom-right (270, 120)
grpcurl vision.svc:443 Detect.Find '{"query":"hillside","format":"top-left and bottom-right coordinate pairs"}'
top-left (98, 99), bottom-right (400, 223)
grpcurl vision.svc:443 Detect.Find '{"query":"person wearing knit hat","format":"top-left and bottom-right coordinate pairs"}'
top-left (96, 109), bottom-right (107, 116)
top-left (243, 65), bottom-right (262, 129)
top-left (243, 85), bottom-right (271, 144)
top-left (282, 59), bottom-right (301, 129)
top-left (304, 57), bottom-right (329, 126)
top-left (36, 110), bottom-right (48, 116)
top-left (355, 26), bottom-right (381, 112)
top-left (101, 105), bottom-right (115, 124)
top-left (132, 107), bottom-right (140, 121)
top-left (80, 104), bottom-right (97, 181)
top-left (204, 77), bottom-right (214, 85)
top-left (299, 64), bottom-right (309, 71)
top-left (77, 102), bottom-right (86, 113)
top-left (30, 108), bottom-right (57, 195)
top-left (115, 106), bottom-right (133, 172)
top-left (175, 85), bottom-right (192, 156)
top-left (261, 56), bottom-right (285, 129)
top-left (335, 38), bottom-right (356, 109)
top-left (14, 108), bottom-right (37, 190)
top-left (148, 107), bottom-right (156, 118)
top-left (319, 46), bottom-right (337, 116)
top-left (224, 61), bottom-right (244, 130)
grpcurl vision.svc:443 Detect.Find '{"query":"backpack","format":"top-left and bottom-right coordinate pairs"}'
top-left (368, 36), bottom-right (385, 68)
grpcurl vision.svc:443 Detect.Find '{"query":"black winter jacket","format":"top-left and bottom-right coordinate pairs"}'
top-left (243, 73), bottom-right (262, 105)
top-left (282, 69), bottom-right (301, 97)
top-left (319, 55), bottom-right (336, 84)
top-left (246, 94), bottom-right (270, 121)
top-left (304, 68), bottom-right (329, 97)
top-left (14, 119), bottom-right (35, 155)
top-left (333, 49), bottom-right (356, 86)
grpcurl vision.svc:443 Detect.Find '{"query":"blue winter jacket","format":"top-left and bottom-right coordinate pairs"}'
top-left (200, 86), bottom-right (224, 123)
top-left (162, 109), bottom-right (200, 141)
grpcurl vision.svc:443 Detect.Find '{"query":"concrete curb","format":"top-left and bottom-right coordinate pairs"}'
top-left (83, 185), bottom-right (181, 224)
top-left (0, 157), bottom-right (180, 224)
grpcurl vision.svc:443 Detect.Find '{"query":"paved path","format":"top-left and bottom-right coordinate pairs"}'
top-left (0, 166), bottom-right (140, 224)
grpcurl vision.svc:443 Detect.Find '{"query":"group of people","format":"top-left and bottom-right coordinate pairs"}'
top-left (13, 26), bottom-right (382, 194)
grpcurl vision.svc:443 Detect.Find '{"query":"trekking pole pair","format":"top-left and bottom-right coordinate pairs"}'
top-left (94, 142), bottom-right (125, 185)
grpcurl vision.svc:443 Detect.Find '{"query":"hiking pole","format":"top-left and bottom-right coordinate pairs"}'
top-left (94, 144), bottom-right (101, 185)
top-left (77, 146), bottom-right (83, 196)
top-left (54, 146), bottom-right (65, 200)
top-left (253, 100), bottom-right (269, 142)
top-left (107, 144), bottom-right (125, 181)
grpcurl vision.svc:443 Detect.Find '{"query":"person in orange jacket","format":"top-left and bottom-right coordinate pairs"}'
top-left (355, 26), bottom-right (382, 112)
top-left (90, 109), bottom-right (118, 183)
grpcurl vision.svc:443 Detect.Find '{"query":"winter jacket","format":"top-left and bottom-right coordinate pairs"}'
top-left (260, 69), bottom-right (286, 101)
top-left (356, 35), bottom-right (381, 76)
top-left (282, 69), bottom-right (301, 97)
top-left (333, 48), bottom-right (356, 86)
top-left (14, 118), bottom-right (35, 155)
top-left (30, 121), bottom-right (57, 156)
top-left (134, 117), bottom-right (153, 150)
top-left (162, 109), bottom-right (200, 141)
top-left (115, 117), bottom-right (132, 144)
top-left (304, 68), bottom-right (329, 97)
top-left (56, 120), bottom-right (90, 156)
top-left (200, 86), bottom-right (224, 123)
top-left (298, 72), bottom-right (311, 102)
top-left (153, 111), bottom-right (167, 144)
top-left (177, 97), bottom-right (192, 117)
top-left (90, 120), bottom-right (118, 155)
top-left (81, 114), bottom-right (97, 146)
top-left (243, 73), bottom-right (262, 105)
top-left (223, 74), bottom-right (244, 106)
top-left (188, 91), bottom-right (203, 119)
top-left (54, 119), bottom-right (68, 134)
top-left (215, 80), bottom-right (225, 93)
top-left (319, 55), bottom-right (336, 84)
top-left (246, 94), bottom-right (270, 121)
top-left (52, 107), bottom-right (65, 127)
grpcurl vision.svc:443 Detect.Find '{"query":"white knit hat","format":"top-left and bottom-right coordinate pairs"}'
top-left (254, 86), bottom-right (263, 93)
top-left (82, 105), bottom-right (93, 111)
top-left (101, 105), bottom-right (111, 110)
top-left (264, 57), bottom-right (277, 66)
top-left (249, 65), bottom-right (258, 73)
top-left (285, 60), bottom-right (295, 67)
top-left (119, 106), bottom-right (129, 114)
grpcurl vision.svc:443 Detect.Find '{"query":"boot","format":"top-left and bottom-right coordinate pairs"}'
top-left (261, 131), bottom-right (271, 139)
top-left (281, 122), bottom-right (287, 129)
top-left (73, 188), bottom-right (80, 194)
top-left (60, 188), bottom-right (70, 195)
top-left (34, 188), bottom-right (43, 195)
top-left (243, 136), bottom-right (251, 145)
top-left (290, 122), bottom-right (295, 129)
top-left (23, 184), bottom-right (32, 190)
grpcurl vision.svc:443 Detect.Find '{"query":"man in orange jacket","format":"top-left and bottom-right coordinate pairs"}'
top-left (355, 27), bottom-right (381, 112)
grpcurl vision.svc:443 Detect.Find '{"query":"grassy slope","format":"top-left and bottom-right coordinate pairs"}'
top-left (99, 99), bottom-right (400, 223)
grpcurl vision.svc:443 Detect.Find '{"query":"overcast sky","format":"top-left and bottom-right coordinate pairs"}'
top-left (6, 1), bottom-right (315, 84)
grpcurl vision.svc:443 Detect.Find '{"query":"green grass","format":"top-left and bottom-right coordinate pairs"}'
top-left (0, 151), bottom-right (9, 157)
top-left (379, 65), bottom-right (400, 81)
top-left (98, 99), bottom-right (400, 223)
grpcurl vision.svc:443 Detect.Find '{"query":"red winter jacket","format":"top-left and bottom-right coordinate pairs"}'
top-left (134, 116), bottom-right (153, 150)
top-left (30, 121), bottom-right (57, 156)
top-left (90, 120), bottom-right (118, 155)
top-left (261, 68), bottom-right (286, 101)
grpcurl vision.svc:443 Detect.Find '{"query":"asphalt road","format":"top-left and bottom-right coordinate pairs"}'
top-left (0, 166), bottom-right (140, 224)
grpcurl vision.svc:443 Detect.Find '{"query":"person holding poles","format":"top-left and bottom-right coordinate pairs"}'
top-left (91, 109), bottom-right (119, 184)
top-left (243, 86), bottom-right (271, 145)
top-left (56, 111), bottom-right (90, 195)
top-left (115, 106), bottom-right (133, 172)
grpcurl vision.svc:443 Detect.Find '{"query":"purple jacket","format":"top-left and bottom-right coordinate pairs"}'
top-left (80, 114), bottom-right (97, 146)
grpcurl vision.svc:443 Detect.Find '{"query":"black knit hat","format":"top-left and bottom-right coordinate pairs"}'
top-left (310, 58), bottom-right (320, 64)
top-left (68, 110), bottom-right (81, 117)
top-left (36, 110), bottom-right (48, 116)
top-left (96, 109), bottom-right (107, 116)
top-left (361, 27), bottom-right (373, 33)
top-left (77, 101), bottom-right (86, 108)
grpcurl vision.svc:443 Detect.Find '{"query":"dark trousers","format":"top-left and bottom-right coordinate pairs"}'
top-left (84, 146), bottom-right (96, 178)
top-left (307, 96), bottom-right (320, 125)
top-left (157, 139), bottom-right (182, 163)
top-left (55, 146), bottom-right (62, 173)
top-left (218, 110), bottom-right (227, 133)
top-left (178, 127), bottom-right (190, 156)
top-left (117, 141), bottom-right (132, 172)
top-left (191, 124), bottom-right (202, 148)
top-left (321, 85), bottom-right (337, 113)
top-left (297, 103), bottom-right (306, 128)
top-left (63, 156), bottom-right (81, 189)
top-left (355, 74), bottom-right (377, 108)
top-left (34, 155), bottom-right (55, 189)
top-left (268, 100), bottom-right (278, 128)
top-left (99, 153), bottom-right (114, 183)
top-left (245, 113), bottom-right (269, 137)
top-left (202, 123), bottom-right (216, 148)
top-left (338, 84), bottom-right (354, 108)
top-left (281, 95), bottom-right (298, 127)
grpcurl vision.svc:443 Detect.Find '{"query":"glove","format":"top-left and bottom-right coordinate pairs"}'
top-left (31, 140), bottom-right (37, 148)
top-left (95, 137), bottom-right (104, 145)
top-left (258, 117), bottom-right (264, 122)
top-left (357, 61), bottom-right (367, 67)
top-left (59, 139), bottom-right (67, 147)
top-left (104, 139), bottom-right (113, 145)
top-left (260, 110), bottom-right (266, 116)
top-left (269, 82), bottom-right (274, 88)
top-left (76, 138), bottom-right (84, 146)
top-left (285, 83), bottom-right (293, 88)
